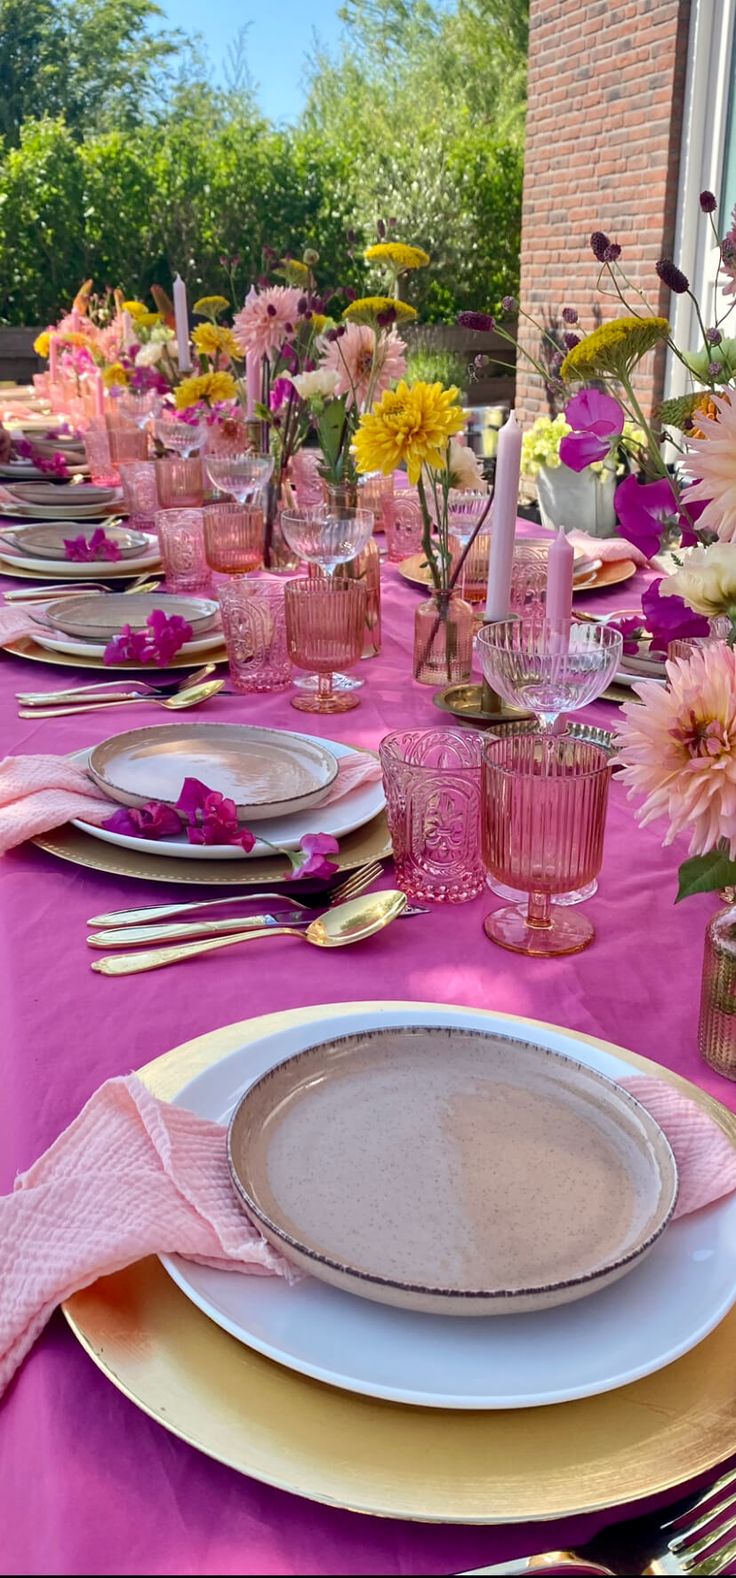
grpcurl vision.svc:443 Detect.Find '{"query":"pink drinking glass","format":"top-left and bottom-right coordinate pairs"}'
top-left (510, 541), bottom-right (549, 622)
top-left (108, 425), bottom-right (148, 466)
top-left (217, 576), bottom-right (291, 692)
top-left (481, 734), bottom-right (611, 957)
top-left (358, 472), bottom-right (394, 533)
top-left (460, 530), bottom-right (491, 605)
top-left (83, 420), bottom-right (119, 486)
top-left (203, 503), bottom-right (265, 577)
top-left (155, 507), bottom-right (212, 594)
top-left (284, 577), bottom-right (367, 713)
top-left (379, 727), bottom-right (486, 903)
top-left (385, 492), bottom-right (424, 562)
top-left (155, 455), bottom-right (205, 509)
top-left (118, 461), bottom-right (159, 530)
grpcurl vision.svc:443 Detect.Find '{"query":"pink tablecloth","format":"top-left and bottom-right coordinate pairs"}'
top-left (0, 545), bottom-right (730, 1575)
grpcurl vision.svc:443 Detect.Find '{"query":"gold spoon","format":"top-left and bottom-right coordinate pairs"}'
top-left (17, 678), bottom-right (224, 719)
top-left (91, 889), bottom-right (408, 976)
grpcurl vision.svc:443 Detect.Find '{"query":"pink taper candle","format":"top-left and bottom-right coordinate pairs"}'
top-left (484, 410), bottom-right (522, 620)
top-left (245, 352), bottom-right (261, 419)
top-left (49, 335), bottom-right (58, 383)
top-left (93, 368), bottom-right (105, 419)
top-left (546, 525), bottom-right (575, 630)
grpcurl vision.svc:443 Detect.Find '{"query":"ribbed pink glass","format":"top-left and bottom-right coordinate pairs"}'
top-left (83, 421), bottom-right (119, 486)
top-left (307, 536), bottom-right (382, 658)
top-left (217, 576), bottom-right (291, 692)
top-left (203, 504), bottom-right (265, 576)
top-left (358, 472), bottom-right (394, 533)
top-left (118, 461), bottom-right (159, 530)
top-left (379, 727), bottom-right (486, 903)
top-left (385, 492), bottom-right (424, 562)
top-left (156, 455), bottom-right (204, 509)
top-left (108, 425), bottom-right (148, 465)
top-left (460, 531), bottom-right (490, 604)
top-left (155, 507), bottom-right (212, 594)
top-left (284, 577), bottom-right (367, 713)
top-left (481, 734), bottom-right (611, 957)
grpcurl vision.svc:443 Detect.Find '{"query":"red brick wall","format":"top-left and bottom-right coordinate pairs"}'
top-left (516, 0), bottom-right (692, 421)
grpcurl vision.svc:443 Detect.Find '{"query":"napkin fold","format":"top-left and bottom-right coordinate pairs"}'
top-left (0, 604), bottom-right (41, 649)
top-left (567, 528), bottom-right (648, 569)
top-left (0, 751), bottom-right (383, 854)
top-left (0, 1070), bottom-right (735, 1399)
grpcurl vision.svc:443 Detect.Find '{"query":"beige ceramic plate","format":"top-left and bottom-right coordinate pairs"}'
top-left (4, 634), bottom-right (225, 671)
top-left (62, 1003), bottom-right (736, 1523)
top-left (42, 593), bottom-right (219, 640)
top-left (397, 553), bottom-right (636, 595)
top-left (7, 483), bottom-right (117, 506)
top-left (2, 522), bottom-right (147, 561)
top-left (228, 1026), bottom-right (677, 1316)
top-left (87, 722), bottom-right (340, 822)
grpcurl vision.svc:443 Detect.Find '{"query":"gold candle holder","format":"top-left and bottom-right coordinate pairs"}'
top-left (433, 615), bottom-right (534, 728)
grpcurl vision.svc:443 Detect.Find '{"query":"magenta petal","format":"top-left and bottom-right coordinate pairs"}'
top-left (559, 431), bottom-right (610, 472)
top-left (564, 388), bottom-right (624, 436)
top-left (300, 832), bottom-right (340, 856)
top-left (175, 776), bottom-right (211, 820)
top-left (101, 807), bottom-right (140, 835)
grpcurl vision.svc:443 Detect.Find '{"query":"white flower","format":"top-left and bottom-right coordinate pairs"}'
top-left (289, 368), bottom-right (340, 401)
top-left (660, 541), bottom-right (736, 616)
top-left (447, 439), bottom-right (488, 492)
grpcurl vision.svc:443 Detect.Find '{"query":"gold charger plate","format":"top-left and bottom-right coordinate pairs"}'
top-left (0, 557), bottom-right (159, 582)
top-left (4, 634), bottom-right (227, 672)
top-left (397, 554), bottom-right (637, 596)
top-left (64, 1002), bottom-right (736, 1524)
top-left (32, 809), bottom-right (391, 886)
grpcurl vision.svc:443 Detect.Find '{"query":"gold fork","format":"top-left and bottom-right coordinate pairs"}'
top-left (86, 859), bottom-right (387, 929)
top-left (457, 1462), bottom-right (736, 1575)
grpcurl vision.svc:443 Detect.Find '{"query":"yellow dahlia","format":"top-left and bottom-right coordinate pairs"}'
top-left (103, 362), bottom-right (130, 388)
top-left (193, 295), bottom-right (230, 320)
top-left (561, 316), bottom-right (669, 381)
top-left (33, 331), bottom-right (51, 358)
top-left (354, 379), bottom-right (464, 484)
top-left (123, 300), bottom-right (148, 320)
top-left (174, 371), bottom-right (238, 409)
top-left (364, 242), bottom-right (430, 272)
top-left (192, 323), bottom-right (241, 361)
top-left (343, 297), bottom-right (418, 328)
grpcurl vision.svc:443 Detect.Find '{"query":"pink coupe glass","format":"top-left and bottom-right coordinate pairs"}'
top-left (379, 727), bottom-right (486, 903)
top-left (155, 507), bottom-right (212, 595)
top-left (481, 734), bottom-right (611, 957)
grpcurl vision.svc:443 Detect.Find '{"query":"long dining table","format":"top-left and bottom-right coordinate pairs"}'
top-left (0, 540), bottom-right (731, 1576)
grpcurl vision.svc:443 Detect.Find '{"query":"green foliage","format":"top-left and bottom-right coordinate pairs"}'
top-left (405, 344), bottom-right (468, 390)
top-left (676, 850), bottom-right (736, 903)
top-left (0, 0), bottom-right (527, 327)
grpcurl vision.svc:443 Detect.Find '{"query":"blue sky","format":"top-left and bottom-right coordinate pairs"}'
top-left (158, 1), bottom-right (345, 123)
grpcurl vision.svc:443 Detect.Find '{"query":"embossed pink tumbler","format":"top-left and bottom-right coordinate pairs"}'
top-left (379, 727), bottom-right (486, 903)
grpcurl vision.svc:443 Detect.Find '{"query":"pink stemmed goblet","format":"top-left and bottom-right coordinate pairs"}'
top-left (284, 577), bottom-right (367, 714)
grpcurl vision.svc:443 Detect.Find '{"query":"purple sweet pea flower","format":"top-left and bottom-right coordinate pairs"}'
top-left (606, 616), bottom-right (644, 656)
top-left (269, 377), bottom-right (293, 412)
top-left (175, 777), bottom-right (256, 850)
top-left (559, 430), bottom-right (613, 471)
top-left (101, 802), bottom-right (183, 839)
top-left (560, 388), bottom-right (625, 472)
top-left (102, 610), bottom-right (193, 666)
top-left (292, 832), bottom-right (340, 880)
top-left (641, 578), bottom-right (710, 652)
top-left (103, 623), bottom-right (149, 664)
top-left (64, 527), bottom-right (122, 563)
top-left (613, 474), bottom-right (682, 559)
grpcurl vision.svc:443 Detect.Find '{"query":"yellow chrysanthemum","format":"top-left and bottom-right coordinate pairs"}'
top-left (192, 323), bottom-right (241, 361)
top-left (33, 331), bottom-right (51, 358)
top-left (343, 296), bottom-right (418, 328)
top-left (364, 242), bottom-right (430, 272)
top-left (103, 362), bottom-right (131, 388)
top-left (193, 295), bottom-right (230, 320)
top-left (354, 379), bottom-right (464, 485)
top-left (561, 316), bottom-right (669, 381)
top-left (123, 300), bottom-right (148, 320)
top-left (174, 370), bottom-right (238, 409)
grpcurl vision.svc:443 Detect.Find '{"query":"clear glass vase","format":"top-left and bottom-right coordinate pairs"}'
top-left (699, 903), bottom-right (736, 1079)
top-left (413, 590), bottom-right (474, 686)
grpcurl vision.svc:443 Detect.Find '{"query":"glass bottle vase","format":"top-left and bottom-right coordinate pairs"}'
top-left (413, 590), bottom-right (474, 686)
top-left (699, 903), bottom-right (736, 1079)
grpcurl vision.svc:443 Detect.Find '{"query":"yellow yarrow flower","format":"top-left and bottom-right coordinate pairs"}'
top-left (103, 362), bottom-right (131, 388)
top-left (364, 242), bottom-right (430, 272)
top-left (343, 296), bottom-right (418, 328)
top-left (310, 312), bottom-right (329, 334)
top-left (561, 316), bottom-right (669, 381)
top-left (134, 311), bottom-right (161, 329)
top-left (175, 370), bottom-right (238, 409)
top-left (192, 323), bottom-right (241, 361)
top-left (193, 295), bottom-right (230, 320)
top-left (354, 379), bottom-right (464, 485)
top-left (123, 300), bottom-right (148, 320)
top-left (33, 331), bottom-right (51, 358)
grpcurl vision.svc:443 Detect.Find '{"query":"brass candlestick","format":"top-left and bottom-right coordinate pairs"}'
top-left (434, 615), bottom-right (534, 728)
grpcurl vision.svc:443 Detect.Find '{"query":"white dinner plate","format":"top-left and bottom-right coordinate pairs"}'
top-left (31, 625), bottom-right (224, 661)
top-left (160, 1004), bottom-right (736, 1410)
top-left (0, 537), bottom-right (160, 578)
top-left (72, 739), bottom-right (384, 857)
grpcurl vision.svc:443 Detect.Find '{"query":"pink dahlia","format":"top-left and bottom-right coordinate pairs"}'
top-left (614, 643), bottom-right (736, 857)
top-left (320, 322), bottom-right (407, 409)
top-left (682, 394), bottom-right (736, 541)
top-left (233, 285), bottom-right (304, 362)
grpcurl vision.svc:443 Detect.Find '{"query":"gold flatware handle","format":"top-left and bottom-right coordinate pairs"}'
top-left (19, 697), bottom-right (149, 718)
top-left (87, 891), bottom-right (307, 926)
top-left (88, 914), bottom-right (286, 946)
top-left (18, 689), bottom-right (148, 705)
top-left (91, 925), bottom-right (302, 975)
top-left (457, 1559), bottom-right (614, 1576)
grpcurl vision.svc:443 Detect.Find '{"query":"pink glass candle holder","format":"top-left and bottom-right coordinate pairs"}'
top-left (156, 455), bottom-right (204, 509)
top-left (203, 503), bottom-right (265, 576)
top-left (481, 734), bottom-right (611, 957)
top-left (83, 421), bottom-right (119, 486)
top-left (108, 425), bottom-right (148, 466)
top-left (284, 577), bottom-right (367, 713)
top-left (379, 727), bottom-right (486, 903)
top-left (118, 461), bottom-right (159, 530)
top-left (155, 507), bottom-right (212, 595)
top-left (385, 492), bottom-right (424, 562)
top-left (217, 576), bottom-right (291, 692)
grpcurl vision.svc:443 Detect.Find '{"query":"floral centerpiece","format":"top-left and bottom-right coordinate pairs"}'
top-left (35, 283), bottom-right (180, 399)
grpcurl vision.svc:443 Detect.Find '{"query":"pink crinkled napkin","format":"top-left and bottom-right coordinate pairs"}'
top-left (1, 1069), bottom-right (735, 1397)
top-left (0, 750), bottom-right (383, 854)
top-left (0, 604), bottom-right (43, 648)
top-left (567, 528), bottom-right (648, 568)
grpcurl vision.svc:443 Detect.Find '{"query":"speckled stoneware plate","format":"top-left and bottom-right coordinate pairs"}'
top-left (87, 722), bottom-right (340, 822)
top-left (41, 592), bottom-right (219, 640)
top-left (228, 1026), bottom-right (678, 1317)
top-left (1, 521), bottom-right (147, 561)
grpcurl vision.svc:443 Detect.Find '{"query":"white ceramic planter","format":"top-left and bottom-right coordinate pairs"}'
top-left (536, 463), bottom-right (617, 537)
